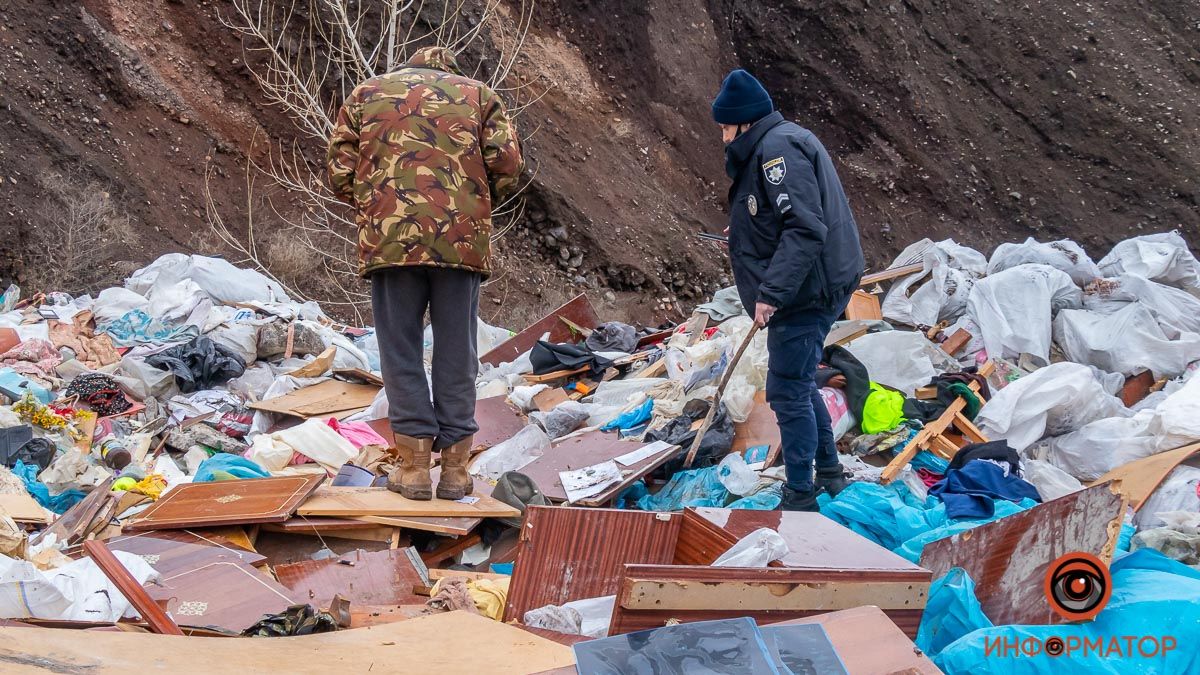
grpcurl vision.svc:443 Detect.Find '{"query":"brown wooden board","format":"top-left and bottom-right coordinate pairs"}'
top-left (504, 506), bottom-right (681, 623)
top-left (352, 515), bottom-right (481, 537)
top-left (520, 432), bottom-right (679, 503)
top-left (30, 477), bottom-right (115, 546)
top-left (297, 486), bottom-right (519, 519)
top-left (0, 611), bottom-right (575, 674)
top-left (481, 294), bottom-right (600, 366)
top-left (1091, 441), bottom-right (1200, 511)
top-left (772, 606), bottom-right (943, 675)
top-left (148, 560), bottom-right (299, 632)
top-left (124, 475), bottom-right (325, 532)
top-left (843, 290), bottom-right (882, 321)
top-left (93, 530), bottom-right (266, 576)
top-left (333, 368), bottom-right (385, 387)
top-left (918, 482), bottom-right (1125, 627)
top-left (860, 262), bottom-right (925, 286)
top-left (609, 564), bottom-right (930, 638)
top-left (733, 391), bottom-right (782, 465)
top-left (274, 548), bottom-right (426, 608)
top-left (248, 380), bottom-right (380, 418)
top-left (83, 540), bottom-right (183, 636)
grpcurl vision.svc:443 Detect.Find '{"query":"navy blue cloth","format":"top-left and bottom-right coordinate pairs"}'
top-left (930, 460), bottom-right (1043, 519)
top-left (724, 112), bottom-right (865, 323)
top-left (769, 307), bottom-right (842, 493)
top-left (712, 69), bottom-right (774, 125)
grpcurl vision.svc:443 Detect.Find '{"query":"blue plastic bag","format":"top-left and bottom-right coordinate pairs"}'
top-left (193, 454), bottom-right (270, 482)
top-left (637, 465), bottom-right (729, 511)
top-left (13, 459), bottom-right (85, 514)
top-left (601, 398), bottom-right (654, 432)
top-left (917, 568), bottom-right (994, 657)
top-left (727, 483), bottom-right (783, 510)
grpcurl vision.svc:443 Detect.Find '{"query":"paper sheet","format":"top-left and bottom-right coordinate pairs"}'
top-left (560, 461), bottom-right (622, 503)
top-left (613, 440), bottom-right (673, 467)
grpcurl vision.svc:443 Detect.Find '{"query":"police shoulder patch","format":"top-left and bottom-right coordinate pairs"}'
top-left (763, 157), bottom-right (786, 185)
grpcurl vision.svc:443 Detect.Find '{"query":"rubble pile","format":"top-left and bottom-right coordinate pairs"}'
top-left (0, 233), bottom-right (1198, 672)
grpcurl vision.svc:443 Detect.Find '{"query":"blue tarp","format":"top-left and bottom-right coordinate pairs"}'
top-left (13, 459), bottom-right (85, 514)
top-left (193, 454), bottom-right (270, 482)
top-left (917, 567), bottom-right (994, 657)
top-left (637, 465), bottom-right (729, 510)
top-left (600, 398), bottom-right (654, 432)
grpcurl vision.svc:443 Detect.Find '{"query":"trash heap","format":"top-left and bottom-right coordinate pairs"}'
top-left (0, 232), bottom-right (1198, 673)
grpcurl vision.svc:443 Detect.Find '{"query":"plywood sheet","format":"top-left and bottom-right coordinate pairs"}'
top-left (97, 530), bottom-right (266, 576)
top-left (0, 493), bottom-right (49, 523)
top-left (504, 506), bottom-right (681, 623)
top-left (0, 611), bottom-right (574, 674)
top-left (1092, 441), bottom-right (1200, 511)
top-left (609, 564), bottom-right (929, 637)
top-left (297, 486), bottom-right (519, 519)
top-left (520, 432), bottom-right (679, 503)
top-left (353, 515), bottom-right (481, 537)
top-left (248, 380), bottom-right (380, 418)
top-left (481, 294), bottom-right (599, 366)
top-left (148, 560), bottom-right (298, 632)
top-left (918, 482), bottom-right (1125, 627)
top-left (275, 548), bottom-right (425, 608)
top-left (773, 606), bottom-right (943, 675)
top-left (124, 475), bottom-right (325, 532)
top-left (689, 508), bottom-right (928, 572)
top-left (30, 477), bottom-right (115, 546)
top-left (732, 391), bottom-right (780, 461)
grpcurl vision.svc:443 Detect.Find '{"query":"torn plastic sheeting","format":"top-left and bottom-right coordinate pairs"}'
top-left (987, 237), bottom-right (1101, 287)
top-left (12, 460), bottom-right (85, 514)
top-left (1097, 231), bottom-right (1200, 298)
top-left (600, 397), bottom-right (654, 432)
top-left (966, 263), bottom-right (1082, 362)
top-left (715, 452), bottom-right (759, 496)
top-left (725, 483), bottom-right (783, 510)
top-left (0, 549), bottom-right (159, 622)
top-left (193, 453), bottom-right (270, 482)
top-left (711, 527), bottom-right (789, 567)
top-left (636, 464), bottom-right (729, 511)
top-left (1021, 459), bottom-right (1083, 503)
top-left (916, 567), bottom-right (993, 658)
top-left (844, 330), bottom-right (957, 396)
top-left (1054, 303), bottom-right (1200, 379)
top-left (529, 401), bottom-right (592, 439)
top-left (975, 362), bottom-right (1129, 453)
top-left (882, 239), bottom-right (987, 327)
top-left (1134, 464), bottom-right (1200, 530)
top-left (469, 424), bottom-right (551, 482)
top-left (935, 549), bottom-right (1200, 674)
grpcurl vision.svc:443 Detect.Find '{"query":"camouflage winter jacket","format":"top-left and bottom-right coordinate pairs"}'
top-left (327, 47), bottom-right (524, 278)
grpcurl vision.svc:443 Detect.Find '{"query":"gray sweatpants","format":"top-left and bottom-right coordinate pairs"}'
top-left (371, 266), bottom-right (480, 450)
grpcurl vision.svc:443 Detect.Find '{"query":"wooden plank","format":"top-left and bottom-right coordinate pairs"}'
top-left (860, 262), bottom-right (925, 286)
top-left (332, 367), bottom-right (385, 387)
top-left (918, 482), bottom-right (1125, 627)
top-left (940, 329), bottom-right (972, 356)
top-left (1091, 441), bottom-right (1200, 511)
top-left (684, 312), bottom-right (710, 346)
top-left (248, 380), bottom-right (380, 418)
top-left (824, 322), bottom-right (869, 347)
top-left (124, 475), bottom-right (325, 532)
top-left (772, 606), bottom-right (943, 675)
top-left (275, 548), bottom-right (426, 608)
top-left (353, 515), bottom-right (481, 537)
top-left (953, 412), bottom-right (989, 443)
top-left (519, 432), bottom-right (679, 503)
top-left (428, 568), bottom-right (510, 583)
top-left (504, 506), bottom-right (681, 623)
top-left (609, 565), bottom-right (929, 637)
top-left (843, 290), bottom-right (882, 321)
top-left (420, 533), bottom-right (482, 566)
top-left (82, 540), bottom-right (183, 636)
top-left (297, 486), bottom-right (519, 519)
top-left (30, 477), bottom-right (115, 546)
top-left (0, 611), bottom-right (575, 673)
top-left (481, 294), bottom-right (600, 366)
top-left (0, 493), bottom-right (50, 524)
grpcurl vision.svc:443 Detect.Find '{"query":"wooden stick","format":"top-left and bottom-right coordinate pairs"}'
top-left (83, 540), bottom-right (184, 636)
top-left (683, 324), bottom-right (761, 468)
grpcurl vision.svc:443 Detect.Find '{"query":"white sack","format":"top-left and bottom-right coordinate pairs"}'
top-left (470, 425), bottom-right (551, 481)
top-left (844, 331), bottom-right (958, 395)
top-left (1053, 304), bottom-right (1200, 379)
top-left (1098, 231), bottom-right (1200, 298)
top-left (1135, 465), bottom-right (1200, 530)
top-left (1083, 274), bottom-right (1200, 339)
top-left (976, 362), bottom-right (1129, 452)
top-left (712, 528), bottom-right (789, 567)
top-left (966, 264), bottom-right (1082, 362)
top-left (91, 287), bottom-right (148, 327)
top-left (508, 384), bottom-right (550, 412)
top-left (1022, 459), bottom-right (1084, 502)
top-left (0, 551), bottom-right (158, 621)
top-left (126, 253), bottom-right (292, 305)
top-left (882, 239), bottom-right (987, 327)
top-left (207, 323), bottom-right (260, 365)
top-left (987, 237), bottom-right (1101, 287)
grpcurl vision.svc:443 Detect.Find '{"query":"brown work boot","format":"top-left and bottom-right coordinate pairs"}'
top-left (387, 434), bottom-right (433, 500)
top-left (436, 436), bottom-right (475, 501)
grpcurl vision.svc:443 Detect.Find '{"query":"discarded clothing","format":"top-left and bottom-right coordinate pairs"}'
top-left (585, 322), bottom-right (638, 353)
top-left (530, 340), bottom-right (614, 376)
top-left (818, 345), bottom-right (871, 421)
top-left (325, 417), bottom-right (389, 449)
top-left (929, 460), bottom-right (1042, 519)
top-left (102, 308), bottom-right (199, 347)
top-left (850, 422), bottom-right (917, 457)
top-left (694, 286), bottom-right (747, 321)
top-left (64, 373), bottom-right (131, 417)
top-left (861, 383), bottom-right (906, 434)
top-left (947, 440), bottom-right (1021, 475)
top-left (242, 604), bottom-right (338, 637)
top-left (0, 338), bottom-right (61, 381)
top-left (492, 471), bottom-right (550, 528)
top-left (145, 335), bottom-right (246, 393)
top-left (48, 317), bottom-right (120, 368)
top-left (647, 400), bottom-right (734, 474)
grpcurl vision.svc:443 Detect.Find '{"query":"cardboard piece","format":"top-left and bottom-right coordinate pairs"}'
top-left (1091, 441), bottom-right (1200, 511)
top-left (733, 391), bottom-right (781, 466)
top-left (286, 346), bottom-right (336, 378)
top-left (918, 482), bottom-right (1126, 627)
top-left (124, 475), bottom-right (325, 532)
top-left (332, 368), bottom-right (385, 387)
top-left (533, 387), bottom-right (570, 412)
top-left (0, 493), bottom-right (50, 524)
top-left (481, 294), bottom-right (600, 366)
top-left (297, 486), bottom-right (520, 519)
top-left (248, 380), bottom-right (380, 418)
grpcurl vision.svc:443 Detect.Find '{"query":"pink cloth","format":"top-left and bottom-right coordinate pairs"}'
top-left (326, 417), bottom-right (388, 449)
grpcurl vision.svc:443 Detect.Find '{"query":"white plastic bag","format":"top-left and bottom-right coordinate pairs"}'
top-left (207, 323), bottom-right (260, 365)
top-left (716, 453), bottom-right (759, 496)
top-left (975, 362), bottom-right (1129, 452)
top-left (1022, 459), bottom-right (1084, 502)
top-left (1083, 274), bottom-right (1200, 338)
top-left (882, 239), bottom-right (987, 327)
top-left (712, 528), bottom-right (789, 567)
top-left (1135, 465), bottom-right (1200, 530)
top-left (469, 425), bottom-right (551, 481)
top-left (1098, 231), bottom-right (1200, 298)
top-left (1054, 304), bottom-right (1200, 379)
top-left (113, 355), bottom-right (178, 400)
top-left (844, 331), bottom-right (958, 395)
top-left (126, 253), bottom-right (292, 305)
top-left (508, 384), bottom-right (550, 412)
top-left (0, 551), bottom-right (159, 621)
top-left (967, 263), bottom-right (1082, 361)
top-left (91, 287), bottom-right (148, 328)
top-left (987, 238), bottom-right (1100, 287)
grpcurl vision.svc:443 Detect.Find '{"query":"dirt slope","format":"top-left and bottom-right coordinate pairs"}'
top-left (2, 0), bottom-right (1198, 325)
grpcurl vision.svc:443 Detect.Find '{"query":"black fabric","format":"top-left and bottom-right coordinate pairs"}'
top-left (145, 335), bottom-right (246, 394)
top-left (649, 399), bottom-right (734, 475)
top-left (903, 370), bottom-right (991, 423)
top-left (530, 340), bottom-right (614, 376)
top-left (242, 604), bottom-right (338, 637)
top-left (936, 370), bottom-right (991, 400)
top-left (817, 345), bottom-right (871, 421)
top-left (0, 426), bottom-right (54, 470)
top-left (724, 111), bottom-right (865, 321)
top-left (947, 440), bottom-right (1021, 475)
top-left (64, 373), bottom-right (131, 416)
top-left (585, 322), bottom-right (638, 353)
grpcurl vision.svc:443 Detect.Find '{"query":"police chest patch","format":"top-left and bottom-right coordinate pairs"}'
top-left (763, 157), bottom-right (786, 185)
top-left (747, 194), bottom-right (758, 216)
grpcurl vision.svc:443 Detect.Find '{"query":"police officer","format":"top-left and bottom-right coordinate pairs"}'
top-left (713, 69), bottom-right (865, 511)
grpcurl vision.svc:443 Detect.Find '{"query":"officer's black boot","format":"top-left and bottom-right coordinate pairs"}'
top-left (814, 464), bottom-right (849, 497)
top-left (780, 485), bottom-right (821, 512)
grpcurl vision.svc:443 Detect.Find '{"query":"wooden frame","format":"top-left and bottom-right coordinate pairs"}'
top-left (124, 474), bottom-right (325, 532)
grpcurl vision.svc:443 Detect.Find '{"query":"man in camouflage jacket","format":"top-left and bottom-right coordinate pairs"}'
top-left (328, 46), bottom-right (523, 501)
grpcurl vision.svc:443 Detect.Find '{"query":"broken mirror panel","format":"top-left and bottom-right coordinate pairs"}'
top-left (573, 617), bottom-right (780, 675)
top-left (760, 624), bottom-right (848, 675)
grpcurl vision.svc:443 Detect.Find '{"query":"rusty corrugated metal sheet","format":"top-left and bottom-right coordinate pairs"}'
top-left (918, 481), bottom-right (1125, 626)
top-left (503, 506), bottom-right (681, 622)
